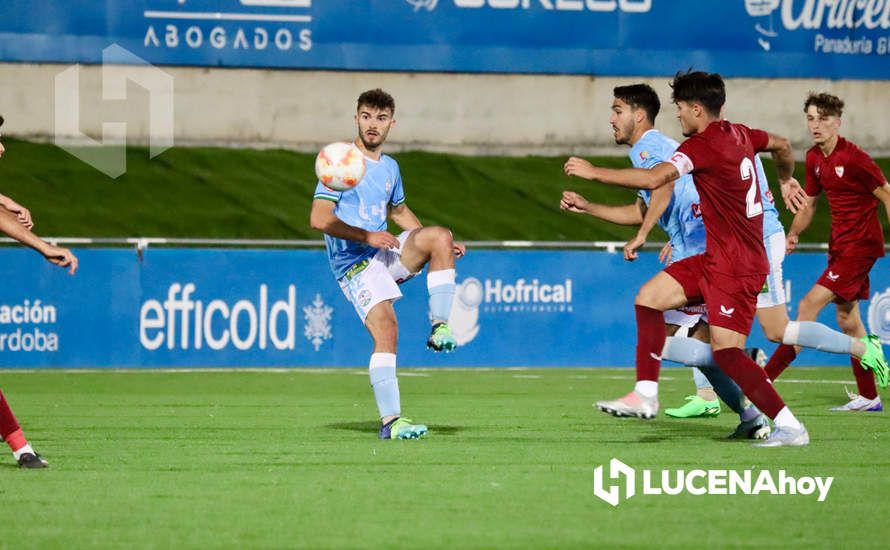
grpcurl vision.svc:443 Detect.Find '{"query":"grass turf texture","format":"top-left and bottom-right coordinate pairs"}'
top-left (3, 138), bottom-right (890, 243)
top-left (0, 367), bottom-right (887, 549)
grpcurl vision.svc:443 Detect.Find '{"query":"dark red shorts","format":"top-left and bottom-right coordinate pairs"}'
top-left (664, 254), bottom-right (766, 335)
top-left (817, 255), bottom-right (878, 303)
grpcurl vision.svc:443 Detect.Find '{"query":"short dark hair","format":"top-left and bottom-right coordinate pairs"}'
top-left (804, 92), bottom-right (844, 117)
top-left (357, 89), bottom-right (395, 114)
top-left (670, 70), bottom-right (725, 116)
top-left (0, 115), bottom-right (4, 128)
top-left (613, 84), bottom-right (661, 123)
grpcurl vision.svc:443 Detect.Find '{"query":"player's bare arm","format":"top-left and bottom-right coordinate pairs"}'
top-left (564, 156), bottom-right (678, 190)
top-left (0, 193), bottom-right (33, 229)
top-left (388, 202), bottom-right (423, 232)
top-left (559, 191), bottom-right (644, 225)
top-left (763, 133), bottom-right (807, 213)
top-left (0, 205), bottom-right (77, 274)
top-left (625, 180), bottom-right (674, 261)
top-left (310, 198), bottom-right (399, 249)
top-left (785, 194), bottom-right (818, 254)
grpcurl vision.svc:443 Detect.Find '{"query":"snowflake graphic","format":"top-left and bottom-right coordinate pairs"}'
top-left (303, 294), bottom-right (333, 351)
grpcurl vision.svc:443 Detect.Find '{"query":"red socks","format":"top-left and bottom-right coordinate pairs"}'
top-left (764, 344), bottom-right (797, 381)
top-left (635, 305), bottom-right (665, 382)
top-left (714, 347), bottom-right (786, 419)
top-left (0, 390), bottom-right (24, 451)
top-left (851, 358), bottom-right (878, 399)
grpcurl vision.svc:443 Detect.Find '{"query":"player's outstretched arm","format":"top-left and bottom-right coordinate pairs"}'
top-left (309, 198), bottom-right (399, 249)
top-left (0, 206), bottom-right (77, 274)
top-left (785, 195), bottom-right (818, 255)
top-left (559, 191), bottom-right (643, 225)
top-left (564, 157), bottom-right (677, 190)
top-left (625, 181), bottom-right (674, 261)
top-left (0, 193), bottom-right (33, 229)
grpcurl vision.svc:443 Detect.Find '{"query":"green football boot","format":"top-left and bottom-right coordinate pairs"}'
top-left (379, 417), bottom-right (428, 440)
top-left (860, 335), bottom-right (889, 389)
top-left (427, 322), bottom-right (457, 352)
top-left (664, 395), bottom-right (721, 418)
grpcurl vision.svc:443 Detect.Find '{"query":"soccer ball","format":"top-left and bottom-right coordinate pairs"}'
top-left (315, 142), bottom-right (366, 192)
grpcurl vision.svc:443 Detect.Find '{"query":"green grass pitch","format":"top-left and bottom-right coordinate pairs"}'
top-left (0, 367), bottom-right (888, 549)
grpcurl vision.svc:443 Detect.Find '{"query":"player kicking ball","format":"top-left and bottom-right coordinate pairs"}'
top-left (764, 93), bottom-right (890, 410)
top-left (0, 115), bottom-right (79, 467)
top-left (310, 89), bottom-right (465, 440)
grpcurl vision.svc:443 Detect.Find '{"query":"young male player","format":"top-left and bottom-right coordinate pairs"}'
top-left (764, 92), bottom-right (890, 411)
top-left (310, 89), bottom-right (465, 440)
top-left (560, 83), bottom-right (770, 439)
top-left (1, 115), bottom-right (79, 467)
top-left (564, 71), bottom-right (883, 446)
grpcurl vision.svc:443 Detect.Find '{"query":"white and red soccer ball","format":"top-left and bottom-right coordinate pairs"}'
top-left (315, 142), bottom-right (366, 192)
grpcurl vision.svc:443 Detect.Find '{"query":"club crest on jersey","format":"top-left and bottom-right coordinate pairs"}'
top-left (691, 203), bottom-right (702, 218)
top-left (639, 151), bottom-right (650, 161)
top-left (835, 166), bottom-right (845, 178)
top-left (719, 305), bottom-right (735, 317)
top-left (815, 166), bottom-right (821, 177)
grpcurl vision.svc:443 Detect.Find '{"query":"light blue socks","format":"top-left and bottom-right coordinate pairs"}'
top-left (369, 352), bottom-right (400, 418)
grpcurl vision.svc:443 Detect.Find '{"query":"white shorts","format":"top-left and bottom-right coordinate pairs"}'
top-left (757, 230), bottom-right (787, 309)
top-left (664, 304), bottom-right (708, 328)
top-left (338, 231), bottom-right (421, 322)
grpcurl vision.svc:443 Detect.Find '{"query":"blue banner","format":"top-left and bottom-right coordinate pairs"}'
top-left (1, 1), bottom-right (889, 78)
top-left (2, 247), bottom-right (890, 368)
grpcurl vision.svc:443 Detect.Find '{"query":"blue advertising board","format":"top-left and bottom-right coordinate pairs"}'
top-left (2, 247), bottom-right (890, 368)
top-left (0, 1), bottom-right (888, 78)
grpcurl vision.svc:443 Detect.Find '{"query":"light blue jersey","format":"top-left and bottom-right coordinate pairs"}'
top-left (314, 153), bottom-right (406, 279)
top-left (632, 130), bottom-right (706, 262)
top-left (754, 155), bottom-right (783, 239)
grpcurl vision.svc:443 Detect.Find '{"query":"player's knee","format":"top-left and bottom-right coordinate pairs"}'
top-left (797, 296), bottom-right (820, 320)
top-left (762, 324), bottom-right (786, 343)
top-left (634, 287), bottom-right (658, 308)
top-left (428, 226), bottom-right (453, 251)
top-left (835, 311), bottom-right (862, 335)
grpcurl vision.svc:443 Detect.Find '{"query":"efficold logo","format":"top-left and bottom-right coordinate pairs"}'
top-left (867, 287), bottom-right (890, 344)
top-left (593, 458), bottom-right (834, 507)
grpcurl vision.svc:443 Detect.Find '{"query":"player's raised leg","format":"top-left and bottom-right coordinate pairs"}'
top-left (596, 271), bottom-right (687, 419)
top-left (399, 226), bottom-right (464, 352)
top-left (0, 390), bottom-right (48, 468)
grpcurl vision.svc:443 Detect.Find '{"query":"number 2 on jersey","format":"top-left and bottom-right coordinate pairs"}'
top-left (740, 157), bottom-right (763, 218)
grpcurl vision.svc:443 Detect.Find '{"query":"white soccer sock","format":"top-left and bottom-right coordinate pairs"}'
top-left (634, 380), bottom-right (658, 398)
top-left (773, 407), bottom-right (802, 431)
top-left (12, 443), bottom-right (34, 461)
